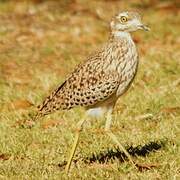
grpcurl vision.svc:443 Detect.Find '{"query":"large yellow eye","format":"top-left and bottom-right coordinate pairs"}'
top-left (120, 16), bottom-right (128, 23)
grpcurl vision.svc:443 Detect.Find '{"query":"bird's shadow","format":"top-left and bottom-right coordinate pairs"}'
top-left (84, 140), bottom-right (164, 164)
top-left (58, 140), bottom-right (166, 170)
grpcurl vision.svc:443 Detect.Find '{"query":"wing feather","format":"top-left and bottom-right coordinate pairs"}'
top-left (37, 56), bottom-right (120, 116)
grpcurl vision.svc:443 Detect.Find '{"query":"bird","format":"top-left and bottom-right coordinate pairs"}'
top-left (35, 11), bottom-right (149, 173)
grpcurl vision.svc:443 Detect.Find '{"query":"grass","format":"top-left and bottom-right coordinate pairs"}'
top-left (0, 0), bottom-right (179, 179)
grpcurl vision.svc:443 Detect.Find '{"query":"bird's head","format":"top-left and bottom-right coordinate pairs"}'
top-left (110, 11), bottom-right (149, 33)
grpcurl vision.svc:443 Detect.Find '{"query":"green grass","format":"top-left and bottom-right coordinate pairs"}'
top-left (0, 0), bottom-right (179, 179)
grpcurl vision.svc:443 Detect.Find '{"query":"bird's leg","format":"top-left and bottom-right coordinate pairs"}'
top-left (65, 118), bottom-right (86, 174)
top-left (105, 110), bottom-right (137, 169)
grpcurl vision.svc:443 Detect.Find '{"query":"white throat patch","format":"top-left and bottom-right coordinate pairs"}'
top-left (113, 31), bottom-right (132, 42)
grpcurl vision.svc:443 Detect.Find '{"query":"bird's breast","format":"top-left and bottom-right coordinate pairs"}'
top-left (116, 43), bottom-right (138, 96)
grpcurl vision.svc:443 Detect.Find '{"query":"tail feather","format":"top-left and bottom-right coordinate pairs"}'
top-left (33, 81), bottom-right (67, 120)
top-left (33, 111), bottom-right (43, 121)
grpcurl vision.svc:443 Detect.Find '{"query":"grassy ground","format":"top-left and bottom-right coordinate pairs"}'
top-left (0, 0), bottom-right (179, 179)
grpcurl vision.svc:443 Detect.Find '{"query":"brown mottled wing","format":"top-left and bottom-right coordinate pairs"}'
top-left (37, 57), bottom-right (120, 117)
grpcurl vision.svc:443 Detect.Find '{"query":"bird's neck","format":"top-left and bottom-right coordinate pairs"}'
top-left (110, 31), bottom-right (133, 43)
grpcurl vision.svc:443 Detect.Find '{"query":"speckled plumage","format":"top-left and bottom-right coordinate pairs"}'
top-left (37, 33), bottom-right (138, 117)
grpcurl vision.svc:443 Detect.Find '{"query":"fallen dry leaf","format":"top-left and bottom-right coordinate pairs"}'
top-left (133, 35), bottom-right (142, 44)
top-left (161, 107), bottom-right (180, 115)
top-left (136, 162), bottom-right (160, 171)
top-left (42, 119), bottom-right (63, 129)
top-left (0, 154), bottom-right (10, 161)
top-left (8, 99), bottom-right (33, 110)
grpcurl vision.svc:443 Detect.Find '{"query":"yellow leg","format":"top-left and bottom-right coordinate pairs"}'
top-left (65, 118), bottom-right (86, 174)
top-left (105, 110), bottom-right (137, 169)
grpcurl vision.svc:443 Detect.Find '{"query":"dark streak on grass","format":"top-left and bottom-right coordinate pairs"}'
top-left (58, 140), bottom-right (165, 169)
